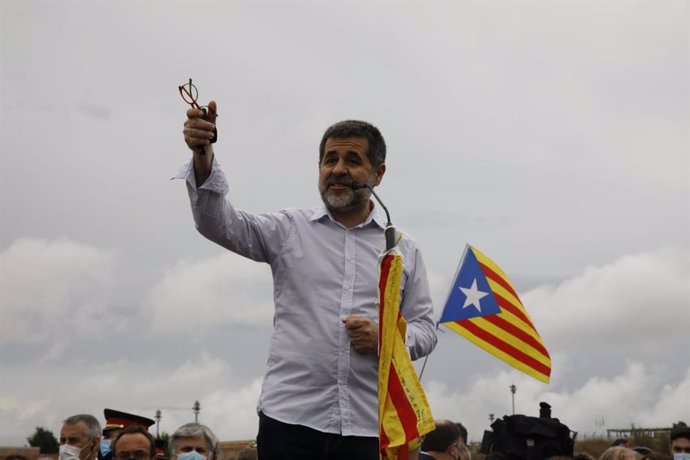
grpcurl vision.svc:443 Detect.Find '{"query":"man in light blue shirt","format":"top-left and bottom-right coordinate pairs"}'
top-left (179, 101), bottom-right (437, 460)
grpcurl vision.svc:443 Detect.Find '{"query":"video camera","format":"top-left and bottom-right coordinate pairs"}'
top-left (479, 402), bottom-right (577, 460)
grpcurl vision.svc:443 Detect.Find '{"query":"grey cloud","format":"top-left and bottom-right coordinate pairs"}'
top-left (76, 104), bottom-right (112, 121)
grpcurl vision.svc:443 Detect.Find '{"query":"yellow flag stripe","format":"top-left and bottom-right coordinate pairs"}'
top-left (486, 278), bottom-right (527, 315)
top-left (469, 317), bottom-right (550, 366)
top-left (485, 301), bottom-right (547, 347)
top-left (444, 321), bottom-right (551, 382)
top-left (378, 252), bottom-right (435, 455)
top-left (472, 245), bottom-right (510, 279)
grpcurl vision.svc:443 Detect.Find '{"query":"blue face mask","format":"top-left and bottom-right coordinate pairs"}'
top-left (100, 439), bottom-right (112, 457)
top-left (673, 454), bottom-right (690, 460)
top-left (177, 452), bottom-right (207, 460)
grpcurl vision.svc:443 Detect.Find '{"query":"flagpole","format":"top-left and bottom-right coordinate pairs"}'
top-left (419, 245), bottom-right (470, 380)
top-left (417, 327), bottom-right (439, 380)
top-left (442, 244), bottom-right (470, 309)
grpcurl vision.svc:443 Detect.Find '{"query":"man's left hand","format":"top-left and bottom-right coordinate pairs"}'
top-left (343, 315), bottom-right (378, 354)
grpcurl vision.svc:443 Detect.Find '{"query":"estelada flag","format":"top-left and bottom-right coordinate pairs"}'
top-left (439, 244), bottom-right (551, 383)
top-left (378, 247), bottom-right (435, 459)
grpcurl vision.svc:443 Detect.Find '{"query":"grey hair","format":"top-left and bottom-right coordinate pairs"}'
top-left (63, 414), bottom-right (102, 440)
top-left (169, 423), bottom-right (219, 460)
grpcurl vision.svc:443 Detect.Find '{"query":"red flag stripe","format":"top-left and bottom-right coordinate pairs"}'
top-left (380, 430), bottom-right (390, 449)
top-left (479, 261), bottom-right (519, 300)
top-left (457, 320), bottom-right (551, 377)
top-left (483, 313), bottom-right (549, 357)
top-left (478, 262), bottom-right (536, 329)
top-left (494, 292), bottom-right (535, 330)
top-left (379, 255), bottom-right (393, 293)
top-left (387, 364), bottom-right (420, 439)
top-left (378, 255), bottom-right (393, 354)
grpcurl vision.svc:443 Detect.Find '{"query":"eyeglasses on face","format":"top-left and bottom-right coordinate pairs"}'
top-left (115, 450), bottom-right (151, 460)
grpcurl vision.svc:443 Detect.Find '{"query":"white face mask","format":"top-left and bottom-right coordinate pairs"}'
top-left (673, 454), bottom-right (690, 460)
top-left (59, 441), bottom-right (92, 460)
top-left (177, 452), bottom-right (207, 460)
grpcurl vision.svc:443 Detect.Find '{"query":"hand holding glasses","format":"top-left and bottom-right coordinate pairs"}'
top-left (178, 78), bottom-right (218, 146)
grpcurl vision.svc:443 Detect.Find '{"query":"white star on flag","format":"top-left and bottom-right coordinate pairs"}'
top-left (460, 279), bottom-right (489, 311)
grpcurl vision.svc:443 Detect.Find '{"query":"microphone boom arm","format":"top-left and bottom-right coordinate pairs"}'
top-left (352, 182), bottom-right (395, 251)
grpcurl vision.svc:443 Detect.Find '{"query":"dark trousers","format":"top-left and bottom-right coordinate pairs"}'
top-left (256, 412), bottom-right (379, 460)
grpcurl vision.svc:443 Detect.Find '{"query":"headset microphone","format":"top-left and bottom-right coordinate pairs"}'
top-left (350, 182), bottom-right (395, 251)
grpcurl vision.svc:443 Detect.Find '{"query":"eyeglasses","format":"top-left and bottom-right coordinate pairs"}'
top-left (178, 78), bottom-right (218, 144)
top-left (115, 451), bottom-right (151, 460)
top-left (178, 78), bottom-right (202, 111)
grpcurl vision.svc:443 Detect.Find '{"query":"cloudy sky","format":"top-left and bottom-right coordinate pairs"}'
top-left (1, 0), bottom-right (688, 447)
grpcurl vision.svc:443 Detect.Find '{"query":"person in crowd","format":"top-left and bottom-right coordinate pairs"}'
top-left (638, 452), bottom-right (667, 460)
top-left (179, 100), bottom-right (437, 460)
top-left (670, 425), bottom-right (690, 460)
top-left (167, 423), bottom-right (219, 460)
top-left (236, 448), bottom-right (257, 460)
top-left (111, 426), bottom-right (156, 460)
top-left (101, 409), bottom-right (155, 460)
top-left (5, 455), bottom-right (30, 460)
top-left (455, 423), bottom-right (468, 446)
top-left (457, 443), bottom-right (471, 460)
top-left (598, 446), bottom-right (641, 460)
top-left (419, 419), bottom-right (463, 460)
top-left (454, 422), bottom-right (470, 460)
top-left (59, 414), bottom-right (101, 460)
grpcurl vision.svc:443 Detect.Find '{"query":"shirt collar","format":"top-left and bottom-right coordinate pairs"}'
top-left (311, 202), bottom-right (386, 229)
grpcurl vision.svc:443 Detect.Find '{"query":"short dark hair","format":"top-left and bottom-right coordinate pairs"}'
top-left (456, 421), bottom-right (468, 444)
top-left (319, 120), bottom-right (386, 167)
top-left (671, 425), bottom-right (690, 441)
top-left (112, 426), bottom-right (156, 459)
top-left (421, 419), bottom-right (462, 452)
top-left (5, 455), bottom-right (29, 460)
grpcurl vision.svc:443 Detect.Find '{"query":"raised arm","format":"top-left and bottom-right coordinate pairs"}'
top-left (182, 100), bottom-right (217, 186)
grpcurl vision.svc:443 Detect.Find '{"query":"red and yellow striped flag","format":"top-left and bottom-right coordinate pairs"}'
top-left (378, 249), bottom-right (435, 459)
top-left (439, 245), bottom-right (551, 383)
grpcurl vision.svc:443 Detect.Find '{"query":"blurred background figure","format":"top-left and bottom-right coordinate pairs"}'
top-left (168, 423), bottom-right (219, 460)
top-left (598, 446), bottom-right (641, 460)
top-left (154, 440), bottom-right (169, 460)
top-left (111, 426), bottom-right (156, 460)
top-left (670, 425), bottom-right (690, 460)
top-left (455, 423), bottom-right (468, 446)
top-left (419, 419), bottom-right (463, 460)
top-left (101, 409), bottom-right (155, 460)
top-left (59, 414), bottom-right (101, 460)
top-left (235, 448), bottom-right (257, 460)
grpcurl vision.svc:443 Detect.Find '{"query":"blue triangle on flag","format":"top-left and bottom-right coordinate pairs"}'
top-left (439, 246), bottom-right (501, 322)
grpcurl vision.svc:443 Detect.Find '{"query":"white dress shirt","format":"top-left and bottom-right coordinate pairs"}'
top-left (175, 158), bottom-right (437, 437)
